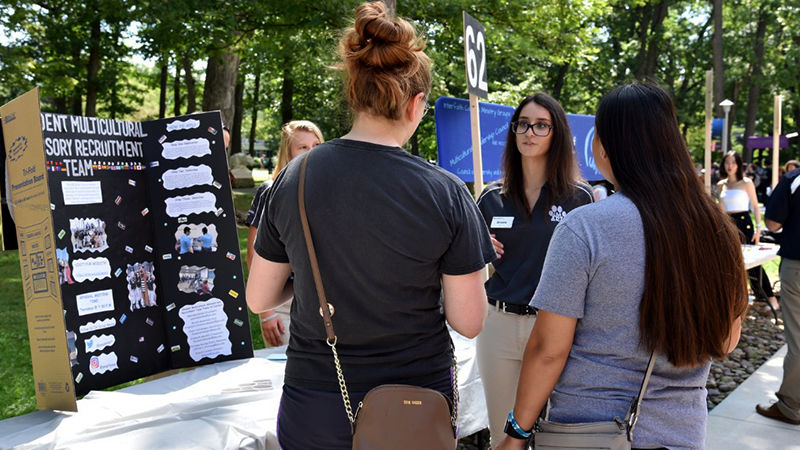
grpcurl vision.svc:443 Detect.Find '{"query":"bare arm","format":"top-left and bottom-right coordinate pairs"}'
top-left (442, 269), bottom-right (488, 338)
top-left (246, 226), bottom-right (258, 270)
top-left (745, 179), bottom-right (761, 242)
top-left (766, 218), bottom-right (782, 232)
top-left (726, 315), bottom-right (743, 354)
top-left (495, 311), bottom-right (577, 450)
top-left (246, 252), bottom-right (293, 314)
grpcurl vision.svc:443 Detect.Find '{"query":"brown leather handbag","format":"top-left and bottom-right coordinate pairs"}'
top-left (297, 152), bottom-right (458, 450)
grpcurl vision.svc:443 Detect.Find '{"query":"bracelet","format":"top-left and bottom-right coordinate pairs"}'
top-left (504, 410), bottom-right (532, 439)
top-left (260, 313), bottom-right (279, 323)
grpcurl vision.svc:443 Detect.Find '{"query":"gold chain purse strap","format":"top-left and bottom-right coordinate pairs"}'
top-left (297, 151), bottom-right (459, 430)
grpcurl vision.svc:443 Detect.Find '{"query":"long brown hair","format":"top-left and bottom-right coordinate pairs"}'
top-left (595, 83), bottom-right (748, 367)
top-left (501, 93), bottom-right (580, 218)
top-left (337, 1), bottom-right (431, 120)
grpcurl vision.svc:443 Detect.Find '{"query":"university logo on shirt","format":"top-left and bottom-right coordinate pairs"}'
top-left (549, 205), bottom-right (566, 222)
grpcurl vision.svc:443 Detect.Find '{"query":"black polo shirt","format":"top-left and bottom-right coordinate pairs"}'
top-left (766, 168), bottom-right (800, 260)
top-left (477, 181), bottom-right (593, 305)
top-left (254, 139), bottom-right (496, 391)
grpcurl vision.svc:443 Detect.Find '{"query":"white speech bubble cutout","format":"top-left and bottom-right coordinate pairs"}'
top-left (72, 258), bottom-right (112, 283)
top-left (62, 181), bottom-right (103, 206)
top-left (178, 297), bottom-right (232, 362)
top-left (84, 334), bottom-right (115, 353)
top-left (166, 118), bottom-right (200, 132)
top-left (88, 352), bottom-right (118, 375)
top-left (162, 165), bottom-right (213, 190)
top-left (161, 138), bottom-right (211, 160)
top-left (79, 318), bottom-right (117, 334)
top-left (165, 192), bottom-right (218, 217)
top-left (75, 289), bottom-right (115, 316)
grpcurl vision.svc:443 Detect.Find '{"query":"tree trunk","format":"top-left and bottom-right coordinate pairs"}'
top-left (173, 62), bottom-right (181, 116)
top-left (549, 63), bottom-right (569, 101)
top-left (644, 1), bottom-right (670, 79)
top-left (409, 130), bottom-right (419, 156)
top-left (380, 0), bottom-right (396, 16)
top-left (231, 79), bottom-right (244, 155)
top-left (280, 54), bottom-right (294, 125)
top-left (183, 55), bottom-right (197, 113)
top-left (633, 3), bottom-right (651, 80)
top-left (249, 71), bottom-right (261, 155)
top-left (159, 60), bottom-right (168, 118)
top-left (712, 0), bottom-right (725, 117)
top-left (85, 17), bottom-right (101, 117)
top-left (70, 43), bottom-right (83, 116)
top-left (54, 97), bottom-right (68, 114)
top-left (202, 49), bottom-right (240, 131)
top-left (743, 12), bottom-right (768, 162)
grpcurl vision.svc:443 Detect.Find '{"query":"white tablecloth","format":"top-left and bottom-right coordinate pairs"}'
top-left (0, 331), bottom-right (487, 449)
top-left (742, 243), bottom-right (780, 270)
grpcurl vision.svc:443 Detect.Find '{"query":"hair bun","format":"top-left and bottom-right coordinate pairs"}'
top-left (344, 1), bottom-right (420, 69)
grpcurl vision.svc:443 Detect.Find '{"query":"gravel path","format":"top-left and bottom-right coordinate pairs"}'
top-left (707, 303), bottom-right (785, 410)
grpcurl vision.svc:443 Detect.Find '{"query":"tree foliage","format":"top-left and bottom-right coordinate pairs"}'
top-left (1, 0), bottom-right (798, 163)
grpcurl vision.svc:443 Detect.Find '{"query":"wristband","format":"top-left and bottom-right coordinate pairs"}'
top-left (504, 410), bottom-right (532, 440)
top-left (260, 313), bottom-right (279, 323)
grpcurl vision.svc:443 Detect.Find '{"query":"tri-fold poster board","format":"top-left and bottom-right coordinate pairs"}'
top-left (1, 88), bottom-right (253, 411)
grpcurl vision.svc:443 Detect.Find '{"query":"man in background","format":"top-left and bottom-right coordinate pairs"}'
top-left (758, 165), bottom-right (800, 425)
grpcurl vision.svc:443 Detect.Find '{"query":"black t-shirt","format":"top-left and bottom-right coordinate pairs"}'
top-left (255, 139), bottom-right (496, 391)
top-left (477, 181), bottom-right (593, 305)
top-left (766, 168), bottom-right (800, 260)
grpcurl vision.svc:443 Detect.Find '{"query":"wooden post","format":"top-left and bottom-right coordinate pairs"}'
top-left (704, 70), bottom-right (713, 194)
top-left (772, 95), bottom-right (782, 188)
top-left (469, 95), bottom-right (483, 198)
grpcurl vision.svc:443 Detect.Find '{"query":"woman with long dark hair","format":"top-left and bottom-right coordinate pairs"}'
top-left (495, 83), bottom-right (748, 449)
top-left (476, 93), bottom-right (592, 447)
top-left (245, 2), bottom-right (494, 448)
top-left (717, 151), bottom-right (779, 311)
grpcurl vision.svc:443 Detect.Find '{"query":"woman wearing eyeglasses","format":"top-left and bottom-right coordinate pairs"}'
top-left (495, 83), bottom-right (747, 450)
top-left (476, 93), bottom-right (593, 447)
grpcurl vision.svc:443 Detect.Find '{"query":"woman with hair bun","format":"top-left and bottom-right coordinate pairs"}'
top-left (496, 83), bottom-right (747, 449)
top-left (246, 2), bottom-right (494, 448)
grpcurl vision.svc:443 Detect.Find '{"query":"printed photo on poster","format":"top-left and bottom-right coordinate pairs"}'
top-left (66, 330), bottom-right (78, 367)
top-left (56, 247), bottom-right (75, 285)
top-left (69, 218), bottom-right (108, 253)
top-left (126, 262), bottom-right (157, 311)
top-left (177, 265), bottom-right (215, 295)
top-left (174, 224), bottom-right (218, 254)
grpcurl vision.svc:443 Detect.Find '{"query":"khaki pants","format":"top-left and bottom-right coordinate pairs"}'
top-left (777, 258), bottom-right (800, 421)
top-left (476, 305), bottom-right (537, 448)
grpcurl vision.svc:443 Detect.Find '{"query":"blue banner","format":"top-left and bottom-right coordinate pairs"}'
top-left (434, 96), bottom-right (603, 182)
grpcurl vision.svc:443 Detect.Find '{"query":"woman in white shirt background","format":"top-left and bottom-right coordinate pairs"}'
top-left (718, 150), bottom-right (779, 311)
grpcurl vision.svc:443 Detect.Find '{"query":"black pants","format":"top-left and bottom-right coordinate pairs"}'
top-left (729, 211), bottom-right (774, 298)
top-left (277, 372), bottom-right (453, 450)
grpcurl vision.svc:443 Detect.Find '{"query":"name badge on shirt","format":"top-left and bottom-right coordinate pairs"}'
top-left (490, 216), bottom-right (514, 229)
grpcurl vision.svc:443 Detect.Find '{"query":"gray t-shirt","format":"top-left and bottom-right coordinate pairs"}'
top-left (531, 193), bottom-right (709, 450)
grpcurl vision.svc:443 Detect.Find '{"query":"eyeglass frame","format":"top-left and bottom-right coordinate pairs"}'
top-left (510, 120), bottom-right (553, 137)
top-left (421, 101), bottom-right (430, 118)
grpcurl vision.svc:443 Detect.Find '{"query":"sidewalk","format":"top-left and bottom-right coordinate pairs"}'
top-left (706, 345), bottom-right (800, 449)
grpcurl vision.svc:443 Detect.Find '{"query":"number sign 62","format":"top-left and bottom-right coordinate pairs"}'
top-left (463, 12), bottom-right (488, 99)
